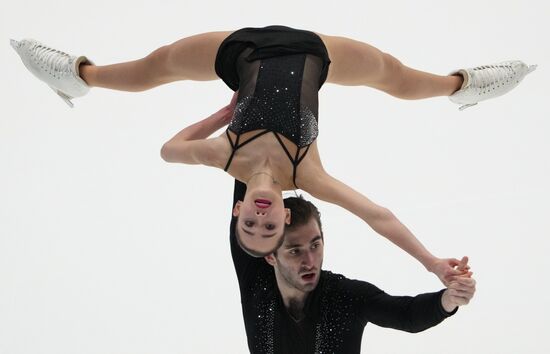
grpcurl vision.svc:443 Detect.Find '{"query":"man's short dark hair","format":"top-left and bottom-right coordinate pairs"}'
top-left (283, 195), bottom-right (323, 234)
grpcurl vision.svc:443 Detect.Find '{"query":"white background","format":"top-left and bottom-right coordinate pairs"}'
top-left (1, 1), bottom-right (549, 353)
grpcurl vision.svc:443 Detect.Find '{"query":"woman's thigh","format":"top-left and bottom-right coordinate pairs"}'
top-left (314, 32), bottom-right (392, 87)
top-left (164, 30), bottom-right (234, 81)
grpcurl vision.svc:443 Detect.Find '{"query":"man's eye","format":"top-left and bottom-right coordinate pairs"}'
top-left (289, 249), bottom-right (300, 255)
top-left (266, 224), bottom-right (275, 230)
top-left (244, 220), bottom-right (254, 227)
top-left (311, 243), bottom-right (319, 249)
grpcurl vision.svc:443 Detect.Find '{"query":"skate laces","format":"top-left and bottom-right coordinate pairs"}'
top-left (32, 43), bottom-right (73, 74)
top-left (469, 63), bottom-right (514, 90)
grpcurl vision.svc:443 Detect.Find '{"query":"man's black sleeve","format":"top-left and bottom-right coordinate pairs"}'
top-left (346, 279), bottom-right (457, 332)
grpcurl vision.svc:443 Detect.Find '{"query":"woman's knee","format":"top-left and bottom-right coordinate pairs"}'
top-left (139, 44), bottom-right (179, 83)
top-left (376, 52), bottom-right (408, 95)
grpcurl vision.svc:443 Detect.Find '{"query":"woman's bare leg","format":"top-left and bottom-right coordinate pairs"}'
top-left (80, 31), bottom-right (233, 92)
top-left (317, 34), bottom-right (462, 99)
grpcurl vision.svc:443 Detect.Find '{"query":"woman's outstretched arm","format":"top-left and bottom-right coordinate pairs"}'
top-left (307, 171), bottom-right (467, 285)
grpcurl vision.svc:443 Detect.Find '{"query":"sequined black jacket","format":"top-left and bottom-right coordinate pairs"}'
top-left (230, 180), bottom-right (455, 354)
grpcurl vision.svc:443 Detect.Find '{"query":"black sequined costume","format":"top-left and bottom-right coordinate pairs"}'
top-left (230, 180), bottom-right (456, 354)
top-left (215, 26), bottom-right (331, 187)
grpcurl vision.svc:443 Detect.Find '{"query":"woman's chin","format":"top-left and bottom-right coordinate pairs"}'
top-left (249, 188), bottom-right (281, 201)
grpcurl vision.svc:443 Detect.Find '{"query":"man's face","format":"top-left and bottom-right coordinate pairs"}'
top-left (266, 217), bottom-right (324, 293)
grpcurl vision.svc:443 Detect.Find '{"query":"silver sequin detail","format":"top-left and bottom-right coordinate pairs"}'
top-left (249, 272), bottom-right (276, 354)
top-left (230, 96), bottom-right (318, 148)
top-left (228, 54), bottom-right (319, 148)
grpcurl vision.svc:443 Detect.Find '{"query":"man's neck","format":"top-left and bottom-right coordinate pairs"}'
top-left (287, 298), bottom-right (306, 322)
top-left (275, 273), bottom-right (309, 322)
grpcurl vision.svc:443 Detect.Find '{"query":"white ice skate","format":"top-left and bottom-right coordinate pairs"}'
top-left (449, 60), bottom-right (537, 110)
top-left (10, 39), bottom-right (92, 108)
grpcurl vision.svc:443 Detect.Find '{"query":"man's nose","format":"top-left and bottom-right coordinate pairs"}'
top-left (302, 251), bottom-right (315, 267)
top-left (255, 211), bottom-right (266, 216)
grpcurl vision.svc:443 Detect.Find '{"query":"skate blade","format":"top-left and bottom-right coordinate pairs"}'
top-left (50, 86), bottom-right (74, 108)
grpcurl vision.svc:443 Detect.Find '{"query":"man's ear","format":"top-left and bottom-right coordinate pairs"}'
top-left (284, 208), bottom-right (291, 225)
top-left (233, 200), bottom-right (242, 217)
top-left (264, 254), bottom-right (277, 267)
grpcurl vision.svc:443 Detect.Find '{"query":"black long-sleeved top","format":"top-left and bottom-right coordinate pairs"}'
top-left (230, 181), bottom-right (456, 354)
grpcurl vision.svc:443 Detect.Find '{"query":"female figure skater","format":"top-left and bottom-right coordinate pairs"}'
top-left (11, 25), bottom-right (535, 285)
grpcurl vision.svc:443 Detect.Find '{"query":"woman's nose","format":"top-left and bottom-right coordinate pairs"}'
top-left (255, 211), bottom-right (266, 216)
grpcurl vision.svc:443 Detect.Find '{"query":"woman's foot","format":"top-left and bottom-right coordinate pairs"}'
top-left (10, 38), bottom-right (92, 107)
top-left (449, 60), bottom-right (537, 110)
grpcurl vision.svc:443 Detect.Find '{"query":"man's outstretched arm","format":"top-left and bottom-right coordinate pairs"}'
top-left (357, 272), bottom-right (476, 333)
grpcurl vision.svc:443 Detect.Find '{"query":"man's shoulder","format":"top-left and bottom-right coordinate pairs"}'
top-left (320, 270), bottom-right (347, 282)
top-left (319, 270), bottom-right (381, 297)
top-left (320, 270), bottom-right (370, 284)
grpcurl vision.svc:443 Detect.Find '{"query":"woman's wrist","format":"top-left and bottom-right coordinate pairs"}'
top-left (422, 255), bottom-right (439, 273)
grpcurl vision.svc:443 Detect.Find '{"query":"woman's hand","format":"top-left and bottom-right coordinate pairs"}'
top-left (211, 91), bottom-right (238, 126)
top-left (429, 256), bottom-right (471, 286)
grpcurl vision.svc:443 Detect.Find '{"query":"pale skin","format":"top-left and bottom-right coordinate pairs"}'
top-left (76, 29), bottom-right (466, 285)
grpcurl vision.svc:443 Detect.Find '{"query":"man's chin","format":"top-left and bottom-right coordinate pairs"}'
top-left (299, 275), bottom-right (319, 291)
top-left (302, 283), bottom-right (317, 291)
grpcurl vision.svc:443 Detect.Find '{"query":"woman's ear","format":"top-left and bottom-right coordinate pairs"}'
top-left (233, 200), bottom-right (243, 217)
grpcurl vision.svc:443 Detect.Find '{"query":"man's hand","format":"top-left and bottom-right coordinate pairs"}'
top-left (440, 274), bottom-right (476, 313)
top-left (429, 256), bottom-right (471, 286)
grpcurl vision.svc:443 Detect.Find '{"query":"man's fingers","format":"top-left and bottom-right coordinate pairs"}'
top-left (448, 282), bottom-right (476, 293)
top-left (448, 277), bottom-right (476, 288)
top-left (449, 289), bottom-right (474, 300)
top-left (447, 294), bottom-right (471, 306)
top-left (453, 276), bottom-right (476, 286)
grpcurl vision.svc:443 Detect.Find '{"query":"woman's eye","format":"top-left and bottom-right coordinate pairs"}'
top-left (266, 224), bottom-right (275, 230)
top-left (244, 220), bottom-right (254, 227)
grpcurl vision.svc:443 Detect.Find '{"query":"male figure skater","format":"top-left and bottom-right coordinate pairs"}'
top-left (229, 180), bottom-right (475, 354)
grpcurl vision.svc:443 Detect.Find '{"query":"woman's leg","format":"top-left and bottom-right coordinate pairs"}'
top-left (317, 34), bottom-right (462, 99)
top-left (80, 31), bottom-right (233, 91)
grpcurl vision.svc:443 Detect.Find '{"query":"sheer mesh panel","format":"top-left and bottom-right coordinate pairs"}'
top-left (235, 48), bottom-right (259, 102)
top-left (300, 54), bottom-right (323, 119)
top-left (229, 52), bottom-right (322, 148)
